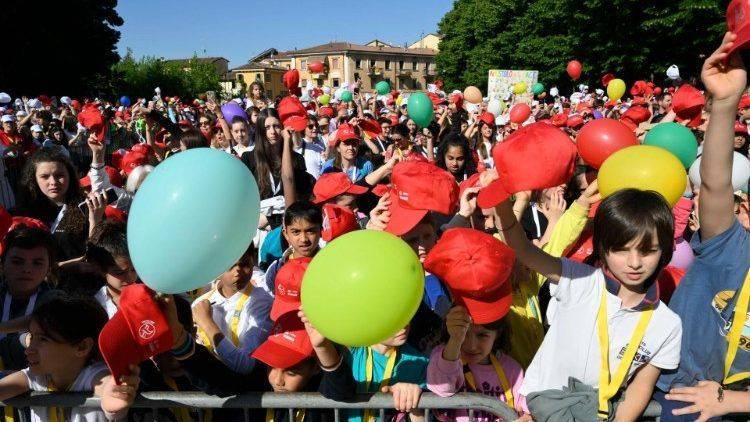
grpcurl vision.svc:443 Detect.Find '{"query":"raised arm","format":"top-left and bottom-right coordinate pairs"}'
top-left (698, 32), bottom-right (748, 240)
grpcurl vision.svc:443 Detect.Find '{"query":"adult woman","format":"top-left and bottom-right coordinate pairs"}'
top-left (241, 108), bottom-right (311, 228)
top-left (322, 123), bottom-right (373, 182)
top-left (14, 149), bottom-right (88, 260)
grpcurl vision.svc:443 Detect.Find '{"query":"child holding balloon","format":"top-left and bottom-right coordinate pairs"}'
top-left (491, 180), bottom-right (682, 420)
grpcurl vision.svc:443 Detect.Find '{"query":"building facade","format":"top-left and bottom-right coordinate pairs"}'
top-left (229, 61), bottom-right (288, 99)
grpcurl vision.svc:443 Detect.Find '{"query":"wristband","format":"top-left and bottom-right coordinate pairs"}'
top-left (90, 163), bottom-right (105, 170)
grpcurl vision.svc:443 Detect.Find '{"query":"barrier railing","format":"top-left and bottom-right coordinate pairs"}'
top-left (1, 392), bottom-right (522, 421)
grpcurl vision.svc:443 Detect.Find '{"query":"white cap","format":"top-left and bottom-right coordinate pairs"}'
top-left (550, 87), bottom-right (559, 97)
top-left (27, 98), bottom-right (42, 109)
top-left (427, 84), bottom-right (438, 94)
top-left (60, 96), bottom-right (72, 105)
top-left (0, 93), bottom-right (10, 104)
top-left (1, 115), bottom-right (15, 123)
top-left (30, 124), bottom-right (43, 133)
top-left (595, 88), bottom-right (604, 96)
top-left (667, 65), bottom-right (680, 80)
top-left (15, 110), bottom-right (27, 118)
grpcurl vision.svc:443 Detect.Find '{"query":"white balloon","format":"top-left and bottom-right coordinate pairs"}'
top-left (667, 65), bottom-right (680, 81)
top-left (550, 87), bottom-right (559, 97)
top-left (0, 93), bottom-right (10, 104)
top-left (689, 152), bottom-right (750, 192)
top-left (322, 86), bottom-right (331, 94)
top-left (487, 99), bottom-right (502, 117)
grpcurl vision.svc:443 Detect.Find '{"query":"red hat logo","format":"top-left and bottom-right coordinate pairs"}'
top-left (139, 320), bottom-right (156, 340)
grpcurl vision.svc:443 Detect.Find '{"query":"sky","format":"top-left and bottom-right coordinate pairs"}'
top-left (115, 0), bottom-right (454, 68)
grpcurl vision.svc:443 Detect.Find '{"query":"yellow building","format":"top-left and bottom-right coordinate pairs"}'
top-left (229, 61), bottom-right (288, 99)
top-left (409, 33), bottom-right (441, 51)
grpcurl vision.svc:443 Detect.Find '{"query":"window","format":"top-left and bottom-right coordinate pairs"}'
top-left (355, 59), bottom-right (361, 69)
top-left (332, 58), bottom-right (339, 69)
top-left (370, 59), bottom-right (376, 68)
top-left (399, 61), bottom-right (404, 70)
top-left (385, 60), bottom-right (391, 70)
top-left (413, 61), bottom-right (418, 70)
top-left (236, 74), bottom-right (244, 83)
top-left (301, 79), bottom-right (307, 87)
top-left (333, 78), bottom-right (340, 88)
top-left (301, 60), bottom-right (307, 71)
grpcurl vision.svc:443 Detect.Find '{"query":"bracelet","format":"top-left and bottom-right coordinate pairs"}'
top-left (717, 385), bottom-right (724, 403)
top-left (498, 219), bottom-right (518, 232)
top-left (90, 163), bottom-right (105, 170)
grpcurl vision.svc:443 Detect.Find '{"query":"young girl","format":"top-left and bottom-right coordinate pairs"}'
top-left (14, 149), bottom-right (88, 260)
top-left (0, 295), bottom-right (139, 421)
top-left (436, 136), bottom-right (477, 182)
top-left (425, 228), bottom-right (530, 421)
top-left (473, 119), bottom-right (496, 170)
top-left (494, 185), bottom-right (682, 420)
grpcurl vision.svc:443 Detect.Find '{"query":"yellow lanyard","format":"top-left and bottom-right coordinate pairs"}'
top-left (724, 271), bottom-right (750, 385)
top-left (196, 283), bottom-right (253, 350)
top-left (265, 408), bottom-right (306, 422)
top-left (462, 354), bottom-right (514, 409)
top-left (596, 289), bottom-right (654, 420)
top-left (45, 381), bottom-right (65, 422)
top-left (162, 375), bottom-right (196, 422)
top-left (0, 358), bottom-right (13, 422)
top-left (363, 347), bottom-right (398, 422)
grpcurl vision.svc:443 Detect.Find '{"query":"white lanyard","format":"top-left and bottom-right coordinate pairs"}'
top-left (267, 172), bottom-right (281, 195)
top-left (50, 205), bottom-right (66, 233)
top-left (0, 292), bottom-right (38, 340)
top-left (531, 203), bottom-right (541, 238)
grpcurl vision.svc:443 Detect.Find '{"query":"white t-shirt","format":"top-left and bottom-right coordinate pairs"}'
top-left (295, 138), bottom-right (326, 179)
top-left (22, 362), bottom-right (109, 422)
top-left (226, 142), bottom-right (254, 156)
top-left (192, 276), bottom-right (273, 374)
top-left (93, 286), bottom-right (118, 319)
top-left (520, 259), bottom-right (682, 396)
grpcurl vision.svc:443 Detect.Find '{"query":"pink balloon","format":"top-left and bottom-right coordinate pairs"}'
top-left (669, 237), bottom-right (694, 270)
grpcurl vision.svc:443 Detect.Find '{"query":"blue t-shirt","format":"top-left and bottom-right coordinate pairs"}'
top-left (321, 157), bottom-right (373, 182)
top-left (657, 220), bottom-right (750, 391)
top-left (346, 344), bottom-right (429, 422)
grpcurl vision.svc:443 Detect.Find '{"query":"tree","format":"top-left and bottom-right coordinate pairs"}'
top-left (109, 52), bottom-right (222, 100)
top-left (0, 0), bottom-right (123, 96)
top-left (435, 0), bottom-right (725, 92)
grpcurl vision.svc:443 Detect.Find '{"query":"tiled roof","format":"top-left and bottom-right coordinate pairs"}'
top-left (285, 42), bottom-right (436, 56)
top-left (230, 61), bottom-right (287, 72)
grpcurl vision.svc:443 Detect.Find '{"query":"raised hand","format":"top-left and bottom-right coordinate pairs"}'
top-left (701, 32), bottom-right (747, 103)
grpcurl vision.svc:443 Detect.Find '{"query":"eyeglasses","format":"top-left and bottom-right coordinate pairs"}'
top-left (307, 124), bottom-right (318, 129)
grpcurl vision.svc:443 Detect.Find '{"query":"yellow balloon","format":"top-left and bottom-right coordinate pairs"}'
top-left (598, 145), bottom-right (687, 207)
top-left (607, 79), bottom-right (626, 101)
top-left (513, 82), bottom-right (527, 94)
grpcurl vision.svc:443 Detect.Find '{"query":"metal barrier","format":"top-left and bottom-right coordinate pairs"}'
top-left (2, 392), bottom-right (521, 421)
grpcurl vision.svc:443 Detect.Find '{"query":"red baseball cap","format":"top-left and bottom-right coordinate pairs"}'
top-left (385, 161), bottom-right (459, 236)
top-left (251, 311), bottom-right (314, 369)
top-left (423, 228), bottom-right (515, 324)
top-left (312, 172), bottom-right (368, 204)
top-left (77, 104), bottom-right (107, 142)
top-left (477, 122), bottom-right (576, 209)
top-left (278, 96), bottom-right (307, 127)
top-left (321, 203), bottom-right (359, 242)
top-left (551, 113), bottom-right (568, 127)
top-left (318, 106), bottom-right (334, 118)
top-left (478, 112), bottom-right (495, 126)
top-left (620, 106), bottom-right (652, 131)
top-left (283, 69), bottom-right (300, 90)
top-left (358, 118), bottom-right (382, 139)
top-left (601, 73), bottom-right (615, 87)
top-left (120, 151), bottom-right (148, 176)
top-left (727, 0), bottom-right (750, 57)
top-left (458, 172), bottom-right (481, 198)
top-left (735, 121), bottom-right (748, 134)
top-left (672, 84), bottom-right (705, 128)
top-left (99, 284), bottom-right (173, 383)
top-left (566, 115), bottom-right (584, 129)
top-left (270, 257), bottom-right (312, 321)
top-left (738, 95), bottom-right (750, 110)
top-left (284, 115), bottom-right (308, 132)
top-left (334, 123), bottom-right (359, 145)
top-left (104, 205), bottom-right (128, 223)
top-left (131, 143), bottom-right (154, 157)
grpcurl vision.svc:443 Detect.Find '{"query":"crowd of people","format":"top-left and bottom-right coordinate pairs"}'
top-left (0, 21), bottom-right (746, 422)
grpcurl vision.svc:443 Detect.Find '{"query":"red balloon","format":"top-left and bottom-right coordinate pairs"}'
top-left (309, 61), bottom-right (324, 73)
top-left (567, 60), bottom-right (583, 81)
top-left (509, 103), bottom-right (531, 124)
top-left (576, 118), bottom-right (638, 169)
top-left (654, 87), bottom-right (663, 96)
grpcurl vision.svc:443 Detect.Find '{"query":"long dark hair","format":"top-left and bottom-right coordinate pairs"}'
top-left (253, 108), bottom-right (283, 198)
top-left (474, 121), bottom-right (496, 161)
top-left (589, 189), bottom-right (674, 287)
top-left (436, 133), bottom-right (477, 180)
top-left (17, 149), bottom-right (83, 223)
top-left (179, 128), bottom-right (207, 150)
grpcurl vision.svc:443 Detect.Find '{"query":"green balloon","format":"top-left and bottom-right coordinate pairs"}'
top-left (301, 230), bottom-right (424, 347)
top-left (643, 122), bottom-right (698, 168)
top-left (532, 82), bottom-right (545, 96)
top-left (341, 90), bottom-right (353, 102)
top-left (407, 92), bottom-right (435, 127)
top-left (319, 94), bottom-right (330, 105)
top-left (375, 81), bottom-right (390, 95)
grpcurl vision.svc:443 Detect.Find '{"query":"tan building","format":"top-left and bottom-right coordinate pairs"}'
top-left (229, 61), bottom-right (288, 99)
top-left (409, 33), bottom-right (441, 51)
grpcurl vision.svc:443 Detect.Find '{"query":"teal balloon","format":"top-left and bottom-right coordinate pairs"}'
top-left (407, 92), bottom-right (435, 127)
top-left (128, 149), bottom-right (260, 294)
top-left (375, 81), bottom-right (390, 95)
top-left (341, 90), bottom-right (353, 102)
top-left (532, 83), bottom-right (545, 96)
top-left (643, 122), bottom-right (698, 168)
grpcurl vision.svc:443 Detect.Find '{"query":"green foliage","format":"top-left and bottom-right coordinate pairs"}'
top-left (109, 51), bottom-right (222, 100)
top-left (436, 0), bottom-right (726, 92)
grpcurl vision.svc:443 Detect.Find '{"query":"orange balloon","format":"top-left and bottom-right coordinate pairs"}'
top-left (509, 103), bottom-right (531, 124)
top-left (463, 86), bottom-right (483, 104)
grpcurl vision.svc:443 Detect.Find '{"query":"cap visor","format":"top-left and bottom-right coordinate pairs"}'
top-left (345, 184), bottom-right (368, 195)
top-left (727, 24), bottom-right (750, 58)
top-left (384, 194), bottom-right (429, 236)
top-left (98, 312), bottom-right (142, 384)
top-left (251, 341), bottom-right (310, 369)
top-left (270, 298), bottom-right (300, 322)
top-left (285, 116), bottom-right (308, 132)
top-left (454, 281), bottom-right (513, 325)
top-left (477, 179), bottom-right (511, 209)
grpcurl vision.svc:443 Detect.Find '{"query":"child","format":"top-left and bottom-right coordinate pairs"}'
top-left (86, 221), bottom-right (137, 317)
top-left (262, 201), bottom-right (322, 294)
top-left (491, 181), bottom-right (682, 420)
top-left (425, 229), bottom-right (530, 421)
top-left (191, 243), bottom-right (274, 374)
top-left (0, 295), bottom-right (139, 421)
top-left (436, 136), bottom-right (477, 183)
top-left (0, 226), bottom-right (59, 371)
top-left (346, 325), bottom-right (429, 422)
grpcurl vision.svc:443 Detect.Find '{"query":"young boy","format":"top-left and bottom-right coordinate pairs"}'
top-left (191, 244), bottom-right (274, 374)
top-left (86, 221), bottom-right (139, 317)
